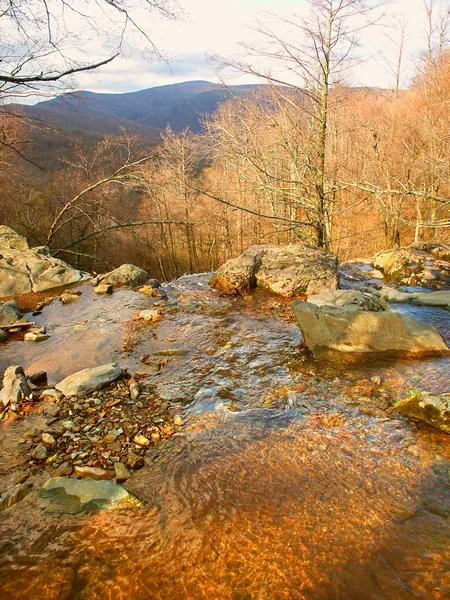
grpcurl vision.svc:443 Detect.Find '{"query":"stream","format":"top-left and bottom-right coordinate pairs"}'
top-left (0, 274), bottom-right (449, 599)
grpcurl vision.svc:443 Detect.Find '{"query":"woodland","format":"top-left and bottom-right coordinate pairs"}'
top-left (1, 0), bottom-right (450, 280)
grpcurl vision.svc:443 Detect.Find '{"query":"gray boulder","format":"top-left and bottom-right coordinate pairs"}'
top-left (0, 228), bottom-right (86, 298)
top-left (210, 244), bottom-right (338, 297)
top-left (0, 365), bottom-right (32, 407)
top-left (292, 300), bottom-right (449, 359)
top-left (395, 391), bottom-right (450, 433)
top-left (91, 264), bottom-right (149, 288)
top-left (0, 300), bottom-right (22, 325)
top-left (55, 363), bottom-right (123, 397)
top-left (39, 477), bottom-right (141, 513)
top-left (307, 289), bottom-right (387, 312)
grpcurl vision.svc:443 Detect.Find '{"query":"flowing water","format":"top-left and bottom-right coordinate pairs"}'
top-left (0, 275), bottom-right (449, 599)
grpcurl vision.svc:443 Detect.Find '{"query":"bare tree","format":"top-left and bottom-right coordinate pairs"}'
top-left (0, 0), bottom-right (181, 101)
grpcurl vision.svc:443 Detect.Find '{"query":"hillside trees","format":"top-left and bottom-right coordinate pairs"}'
top-left (213, 0), bottom-right (384, 249)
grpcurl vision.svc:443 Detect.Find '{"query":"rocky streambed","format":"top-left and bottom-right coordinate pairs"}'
top-left (0, 264), bottom-right (449, 599)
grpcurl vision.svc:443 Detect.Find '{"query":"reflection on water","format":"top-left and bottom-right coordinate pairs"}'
top-left (0, 274), bottom-right (449, 599)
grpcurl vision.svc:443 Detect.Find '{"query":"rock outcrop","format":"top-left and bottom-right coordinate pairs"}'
top-left (292, 300), bottom-right (449, 359)
top-left (91, 264), bottom-right (149, 288)
top-left (307, 289), bottom-right (387, 312)
top-left (371, 244), bottom-right (450, 289)
top-left (395, 391), bottom-right (450, 433)
top-left (55, 363), bottom-right (123, 397)
top-left (0, 365), bottom-right (32, 407)
top-left (210, 244), bottom-right (338, 297)
top-left (0, 227), bottom-right (86, 298)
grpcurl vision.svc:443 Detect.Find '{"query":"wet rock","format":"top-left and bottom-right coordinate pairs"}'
top-left (307, 289), bottom-right (387, 312)
top-left (138, 309), bottom-right (163, 322)
top-left (39, 477), bottom-right (142, 513)
top-left (127, 452), bottom-right (145, 470)
top-left (0, 227), bottom-right (87, 298)
top-left (24, 332), bottom-right (50, 342)
top-left (74, 466), bottom-right (112, 480)
top-left (55, 363), bottom-right (123, 397)
top-left (93, 283), bottom-right (113, 295)
top-left (395, 391), bottom-right (450, 433)
top-left (114, 462), bottom-right (131, 483)
top-left (292, 300), bottom-right (449, 359)
top-left (0, 299), bottom-right (22, 325)
top-left (32, 444), bottom-right (48, 460)
top-left (0, 483), bottom-right (32, 512)
top-left (210, 244), bottom-right (338, 297)
top-left (91, 264), bottom-right (149, 288)
top-left (60, 292), bottom-right (81, 305)
top-left (0, 365), bottom-right (32, 407)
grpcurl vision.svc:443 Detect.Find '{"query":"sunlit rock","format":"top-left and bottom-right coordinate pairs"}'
top-left (0, 365), bottom-right (32, 407)
top-left (0, 483), bottom-right (32, 512)
top-left (55, 363), bottom-right (123, 397)
top-left (92, 264), bottom-right (149, 288)
top-left (395, 391), bottom-right (450, 433)
top-left (0, 227), bottom-right (87, 298)
top-left (210, 244), bottom-right (338, 297)
top-left (292, 300), bottom-right (449, 359)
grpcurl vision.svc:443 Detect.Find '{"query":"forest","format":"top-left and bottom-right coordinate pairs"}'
top-left (1, 0), bottom-right (450, 281)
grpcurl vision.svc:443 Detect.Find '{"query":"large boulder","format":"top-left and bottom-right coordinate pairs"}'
top-left (55, 363), bottom-right (123, 397)
top-left (91, 264), bottom-right (149, 288)
top-left (210, 244), bottom-right (338, 297)
top-left (371, 244), bottom-right (450, 289)
top-left (307, 289), bottom-right (387, 312)
top-left (39, 477), bottom-right (142, 513)
top-left (395, 391), bottom-right (450, 433)
top-left (292, 300), bottom-right (449, 359)
top-left (0, 227), bottom-right (86, 298)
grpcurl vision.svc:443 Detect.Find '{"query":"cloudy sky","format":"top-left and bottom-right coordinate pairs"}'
top-left (46, 0), bottom-right (438, 97)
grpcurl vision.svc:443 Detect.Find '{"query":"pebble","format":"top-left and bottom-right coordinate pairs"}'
top-left (173, 415), bottom-right (183, 426)
top-left (134, 434), bottom-right (150, 447)
top-left (127, 452), bottom-right (145, 470)
top-left (24, 332), bottom-right (50, 342)
top-left (31, 444), bottom-right (48, 460)
top-left (114, 462), bottom-right (131, 483)
top-left (42, 433), bottom-right (56, 447)
top-left (74, 466), bottom-right (112, 480)
top-left (103, 429), bottom-right (120, 443)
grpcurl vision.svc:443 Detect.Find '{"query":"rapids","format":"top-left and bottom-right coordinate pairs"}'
top-left (0, 274), bottom-right (449, 599)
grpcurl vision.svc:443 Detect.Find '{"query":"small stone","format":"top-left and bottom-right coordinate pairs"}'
top-left (127, 452), bottom-right (145, 470)
top-left (108, 441), bottom-right (122, 452)
top-left (129, 380), bottom-right (140, 400)
top-left (370, 375), bottom-right (382, 385)
top-left (41, 389), bottom-right (63, 400)
top-left (60, 292), bottom-right (81, 305)
top-left (24, 332), bottom-right (50, 342)
top-left (114, 462), bottom-right (131, 483)
top-left (93, 284), bottom-right (113, 295)
top-left (74, 466), bottom-right (112, 480)
top-left (150, 432), bottom-right (160, 443)
top-left (61, 420), bottom-right (75, 431)
top-left (138, 309), bottom-right (163, 322)
top-left (28, 371), bottom-right (48, 386)
top-left (133, 434), bottom-right (150, 447)
top-left (43, 404), bottom-right (60, 418)
top-left (42, 433), bottom-right (56, 447)
top-left (173, 415), bottom-right (183, 426)
top-left (31, 444), bottom-right (48, 460)
top-left (103, 429), bottom-right (120, 444)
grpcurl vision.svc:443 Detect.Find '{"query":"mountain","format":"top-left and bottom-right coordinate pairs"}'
top-left (12, 80), bottom-right (267, 136)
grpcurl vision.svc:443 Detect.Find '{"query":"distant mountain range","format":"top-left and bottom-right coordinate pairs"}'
top-left (11, 80), bottom-right (267, 137)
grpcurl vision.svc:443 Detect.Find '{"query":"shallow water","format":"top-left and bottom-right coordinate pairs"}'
top-left (0, 275), bottom-right (449, 599)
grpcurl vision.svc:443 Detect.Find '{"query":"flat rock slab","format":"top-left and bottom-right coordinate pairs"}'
top-left (55, 363), bottom-right (123, 397)
top-left (92, 264), bottom-right (149, 288)
top-left (307, 289), bottom-right (387, 311)
top-left (210, 244), bottom-right (338, 297)
top-left (380, 287), bottom-right (450, 308)
top-left (39, 477), bottom-right (142, 513)
top-left (292, 300), bottom-right (449, 359)
top-left (395, 391), bottom-right (450, 433)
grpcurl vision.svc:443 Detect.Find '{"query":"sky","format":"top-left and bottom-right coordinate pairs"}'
top-left (36, 0), bottom-right (439, 99)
